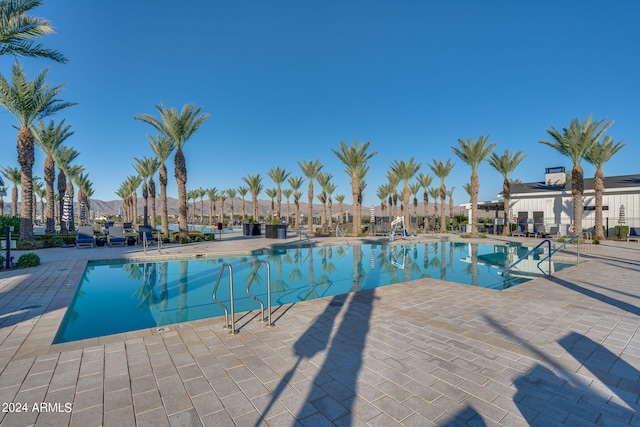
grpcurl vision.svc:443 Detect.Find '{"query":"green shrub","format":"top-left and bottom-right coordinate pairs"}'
top-left (204, 233), bottom-right (215, 241)
top-left (593, 239), bottom-right (600, 244)
top-left (162, 237), bottom-right (170, 243)
top-left (557, 237), bottom-right (566, 243)
top-left (16, 253), bottom-right (40, 268)
top-left (0, 215), bottom-right (20, 236)
top-left (180, 237), bottom-right (189, 244)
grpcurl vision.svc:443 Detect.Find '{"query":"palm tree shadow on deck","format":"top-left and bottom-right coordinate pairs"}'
top-left (253, 289), bottom-right (376, 426)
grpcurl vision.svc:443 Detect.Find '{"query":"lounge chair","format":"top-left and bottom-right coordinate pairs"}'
top-left (108, 225), bottom-right (125, 247)
top-left (138, 225), bottom-right (156, 245)
top-left (512, 226), bottom-right (525, 237)
top-left (75, 226), bottom-right (95, 248)
top-left (628, 228), bottom-right (640, 243)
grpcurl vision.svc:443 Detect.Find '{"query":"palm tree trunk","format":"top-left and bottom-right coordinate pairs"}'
top-left (351, 174), bottom-right (360, 234)
top-left (571, 164), bottom-right (584, 237)
top-left (66, 181), bottom-right (75, 232)
top-left (11, 186), bottom-right (18, 216)
top-left (470, 171), bottom-right (479, 238)
top-left (175, 149), bottom-right (188, 239)
top-left (58, 171), bottom-right (67, 233)
top-left (159, 164), bottom-right (169, 238)
top-left (502, 179), bottom-right (511, 236)
top-left (18, 127), bottom-right (35, 240)
top-left (149, 178), bottom-right (157, 230)
top-left (440, 183), bottom-right (446, 233)
top-left (594, 169), bottom-right (604, 239)
top-left (307, 182), bottom-right (313, 227)
top-left (44, 156), bottom-right (56, 234)
top-left (142, 181), bottom-right (149, 227)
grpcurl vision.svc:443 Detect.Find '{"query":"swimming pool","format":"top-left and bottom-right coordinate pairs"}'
top-left (53, 241), bottom-right (574, 343)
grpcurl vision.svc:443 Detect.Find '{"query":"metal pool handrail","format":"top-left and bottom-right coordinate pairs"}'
top-left (336, 225), bottom-right (349, 246)
top-left (212, 263), bottom-right (236, 334)
top-left (536, 235), bottom-right (580, 273)
top-left (499, 239), bottom-right (552, 277)
top-left (246, 260), bottom-right (273, 327)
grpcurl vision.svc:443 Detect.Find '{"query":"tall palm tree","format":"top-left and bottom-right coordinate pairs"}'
top-left (428, 159), bottom-right (455, 233)
top-left (53, 145), bottom-right (78, 233)
top-left (376, 183), bottom-right (391, 224)
top-left (282, 188), bottom-right (293, 225)
top-left (226, 188), bottom-right (237, 225)
top-left (390, 158), bottom-right (421, 233)
top-left (197, 187), bottom-right (206, 224)
top-left (316, 172), bottom-right (332, 230)
top-left (148, 133), bottom-right (175, 238)
top-left (447, 186), bottom-right (456, 227)
top-left (242, 174), bottom-right (263, 221)
top-left (146, 159), bottom-right (160, 230)
top-left (135, 103), bottom-right (210, 239)
top-left (33, 177), bottom-right (44, 223)
top-left (0, 186), bottom-right (6, 214)
top-left (428, 187), bottom-right (440, 231)
top-left (488, 149), bottom-right (527, 235)
top-left (132, 156), bottom-right (157, 227)
top-left (298, 159), bottom-right (322, 227)
top-left (217, 191), bottom-right (227, 223)
top-left (187, 189), bottom-right (197, 223)
top-left (0, 63), bottom-right (74, 240)
top-left (267, 166), bottom-right (290, 220)
top-left (417, 172), bottom-right (433, 232)
top-left (1, 165), bottom-right (20, 215)
top-left (584, 136), bottom-right (624, 239)
top-left (335, 194), bottom-right (346, 225)
top-left (451, 135), bottom-right (496, 238)
top-left (331, 140), bottom-right (377, 235)
top-left (73, 172), bottom-right (92, 225)
top-left (386, 170), bottom-right (400, 221)
top-left (287, 175), bottom-right (304, 227)
top-left (124, 174), bottom-right (141, 226)
top-left (0, 0), bottom-right (67, 62)
top-left (410, 182), bottom-right (421, 218)
top-left (206, 187), bottom-right (218, 226)
top-left (34, 119), bottom-right (73, 233)
top-left (265, 188), bottom-right (277, 222)
top-left (540, 115), bottom-right (613, 236)
top-left (325, 182), bottom-right (336, 230)
top-left (236, 186), bottom-right (248, 224)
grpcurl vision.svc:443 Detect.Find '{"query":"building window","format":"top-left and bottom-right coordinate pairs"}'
top-left (583, 206), bottom-right (608, 211)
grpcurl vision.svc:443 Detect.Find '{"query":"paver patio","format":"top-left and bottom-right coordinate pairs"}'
top-left (1, 233), bottom-right (639, 426)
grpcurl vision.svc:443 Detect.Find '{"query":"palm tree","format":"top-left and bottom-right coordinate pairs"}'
top-left (316, 172), bottom-right (333, 230)
top-left (325, 182), bottom-right (336, 230)
top-left (132, 156), bottom-right (157, 227)
top-left (540, 115), bottom-right (613, 237)
top-left (428, 159), bottom-right (455, 233)
top-left (217, 191), bottom-right (227, 223)
top-left (451, 135), bottom-right (496, 238)
top-left (488, 149), bottom-right (527, 235)
top-left (282, 188), bottom-right (293, 225)
top-left (386, 170), bottom-right (400, 220)
top-left (335, 194), bottom-right (346, 225)
top-left (146, 159), bottom-right (160, 230)
top-left (390, 158), bottom-right (421, 233)
top-left (0, 185), bottom-right (6, 214)
top-left (331, 140), bottom-right (377, 235)
top-left (206, 187), bottom-right (218, 226)
top-left (0, 63), bottom-right (75, 240)
top-left (53, 145), bottom-right (78, 233)
top-left (584, 136), bottom-right (625, 239)
top-left (187, 189), bottom-right (197, 223)
top-left (73, 172), bottom-right (92, 225)
top-left (410, 182), bottom-right (421, 218)
top-left (265, 188), bottom-right (277, 222)
top-left (33, 178), bottom-right (44, 223)
top-left (124, 174), bottom-right (142, 226)
top-left (226, 188), bottom-right (237, 225)
top-left (197, 187), bottom-right (206, 224)
top-left (1, 165), bottom-right (20, 215)
top-left (287, 175), bottom-right (304, 227)
top-left (0, 0), bottom-right (67, 63)
top-left (33, 119), bottom-right (73, 233)
top-left (298, 159), bottom-right (322, 227)
top-left (236, 186), bottom-right (248, 224)
top-left (447, 186), bottom-right (456, 228)
top-left (148, 133), bottom-right (175, 238)
top-left (135, 103), bottom-right (210, 239)
top-left (428, 187), bottom-right (440, 231)
top-left (416, 172), bottom-right (433, 232)
top-left (267, 166), bottom-right (290, 220)
top-left (242, 174), bottom-right (263, 221)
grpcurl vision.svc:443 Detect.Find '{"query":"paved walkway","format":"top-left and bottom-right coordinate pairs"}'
top-left (0, 232), bottom-right (639, 426)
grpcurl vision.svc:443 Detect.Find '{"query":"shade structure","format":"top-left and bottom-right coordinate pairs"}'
top-left (62, 194), bottom-right (72, 226)
top-left (79, 200), bottom-right (87, 224)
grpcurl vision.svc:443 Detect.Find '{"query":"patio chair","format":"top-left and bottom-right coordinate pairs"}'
top-left (628, 228), bottom-right (640, 243)
top-left (75, 226), bottom-right (95, 248)
top-left (108, 225), bottom-right (126, 247)
top-left (512, 226), bottom-right (525, 237)
top-left (138, 225), bottom-right (156, 245)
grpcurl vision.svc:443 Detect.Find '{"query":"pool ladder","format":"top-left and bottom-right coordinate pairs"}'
top-left (212, 261), bottom-right (273, 335)
top-left (499, 235), bottom-right (580, 277)
top-left (336, 225), bottom-right (349, 247)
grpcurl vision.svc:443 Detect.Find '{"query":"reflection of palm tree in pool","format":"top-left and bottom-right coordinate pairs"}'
top-left (440, 240), bottom-right (447, 281)
top-left (351, 244), bottom-right (366, 292)
top-left (176, 260), bottom-right (189, 322)
top-left (471, 244), bottom-right (479, 286)
top-left (133, 262), bottom-right (160, 310)
top-left (123, 263), bottom-right (143, 281)
top-left (157, 262), bottom-right (171, 325)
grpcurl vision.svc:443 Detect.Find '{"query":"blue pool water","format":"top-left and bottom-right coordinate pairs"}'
top-left (53, 241), bottom-right (573, 343)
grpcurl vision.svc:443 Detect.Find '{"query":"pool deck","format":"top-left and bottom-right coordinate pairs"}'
top-left (1, 232), bottom-right (639, 426)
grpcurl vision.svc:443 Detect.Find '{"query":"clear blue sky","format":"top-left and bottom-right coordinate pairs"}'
top-left (1, 1), bottom-right (638, 207)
